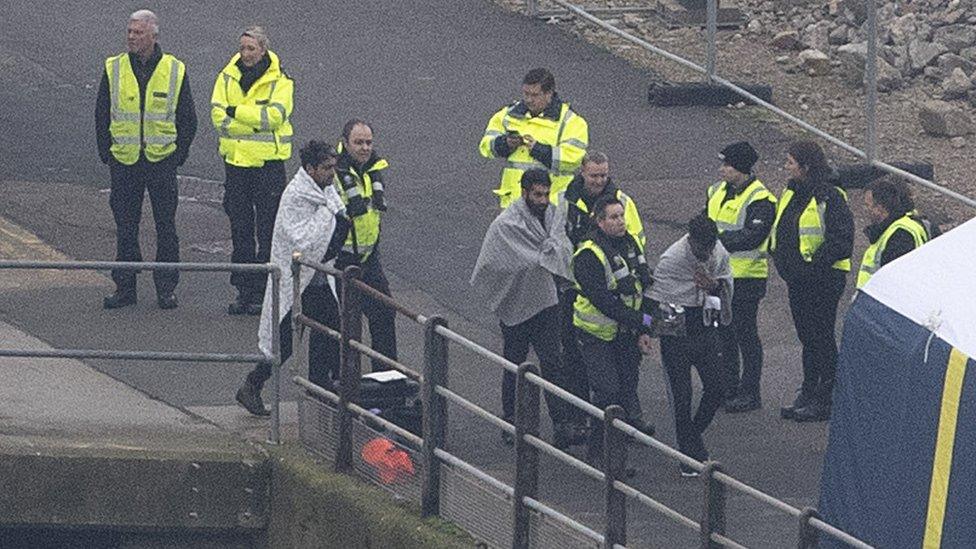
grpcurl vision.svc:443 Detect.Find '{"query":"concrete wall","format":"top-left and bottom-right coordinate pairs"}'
top-left (267, 446), bottom-right (474, 549)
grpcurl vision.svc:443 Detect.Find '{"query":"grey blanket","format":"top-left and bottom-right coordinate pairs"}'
top-left (649, 234), bottom-right (734, 326)
top-left (470, 198), bottom-right (574, 327)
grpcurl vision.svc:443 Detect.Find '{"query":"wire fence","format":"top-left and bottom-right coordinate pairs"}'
top-left (529, 0), bottom-right (976, 210)
top-left (291, 256), bottom-right (874, 548)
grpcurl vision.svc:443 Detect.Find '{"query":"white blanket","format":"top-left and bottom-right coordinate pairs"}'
top-left (258, 167), bottom-right (345, 356)
top-left (470, 198), bottom-right (574, 327)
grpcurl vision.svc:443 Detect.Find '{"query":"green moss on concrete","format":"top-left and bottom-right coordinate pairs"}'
top-left (267, 444), bottom-right (475, 548)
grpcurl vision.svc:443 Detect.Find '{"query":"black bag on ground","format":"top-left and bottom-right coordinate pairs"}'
top-left (356, 371), bottom-right (422, 437)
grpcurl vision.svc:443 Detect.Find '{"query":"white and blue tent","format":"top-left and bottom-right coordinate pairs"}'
top-left (820, 216), bottom-right (976, 548)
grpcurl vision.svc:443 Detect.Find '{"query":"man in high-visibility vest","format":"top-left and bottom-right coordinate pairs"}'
top-left (95, 10), bottom-right (197, 310)
top-left (479, 68), bottom-right (588, 208)
top-left (704, 142), bottom-right (776, 414)
top-left (572, 196), bottom-right (655, 468)
top-left (211, 26), bottom-right (294, 316)
top-left (857, 177), bottom-right (933, 289)
top-left (557, 151), bottom-right (645, 445)
top-left (332, 119), bottom-right (398, 370)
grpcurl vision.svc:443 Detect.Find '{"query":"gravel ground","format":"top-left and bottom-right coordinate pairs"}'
top-left (494, 0), bottom-right (976, 227)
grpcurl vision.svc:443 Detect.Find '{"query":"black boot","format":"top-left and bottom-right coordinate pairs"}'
top-left (780, 390), bottom-right (814, 420)
top-left (236, 380), bottom-right (269, 416)
top-left (103, 289), bottom-right (137, 309)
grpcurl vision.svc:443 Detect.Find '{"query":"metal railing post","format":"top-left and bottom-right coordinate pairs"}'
top-left (527, 0), bottom-right (537, 17)
top-left (700, 461), bottom-right (726, 548)
top-left (335, 265), bottom-right (364, 472)
top-left (512, 362), bottom-right (541, 549)
top-left (421, 315), bottom-right (449, 517)
top-left (290, 253), bottom-right (305, 377)
top-left (798, 507), bottom-right (820, 549)
top-left (269, 267), bottom-right (282, 445)
top-left (864, 0), bottom-right (878, 164)
top-left (603, 406), bottom-right (628, 548)
top-left (705, 0), bottom-right (718, 82)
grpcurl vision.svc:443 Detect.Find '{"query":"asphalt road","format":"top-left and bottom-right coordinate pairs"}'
top-left (0, 1), bottom-right (866, 547)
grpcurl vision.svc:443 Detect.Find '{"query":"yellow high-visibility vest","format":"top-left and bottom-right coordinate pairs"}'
top-left (856, 214), bottom-right (928, 288)
top-left (105, 52), bottom-right (186, 165)
top-left (572, 238), bottom-right (645, 341)
top-left (770, 187), bottom-right (852, 272)
top-left (334, 146), bottom-right (388, 263)
top-left (558, 188), bottom-right (646, 252)
top-left (706, 179), bottom-right (776, 279)
top-left (210, 51), bottom-right (294, 168)
top-left (479, 101), bottom-right (588, 208)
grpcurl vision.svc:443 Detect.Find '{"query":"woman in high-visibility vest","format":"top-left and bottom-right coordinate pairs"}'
top-left (857, 176), bottom-right (932, 289)
top-left (770, 141), bottom-right (853, 423)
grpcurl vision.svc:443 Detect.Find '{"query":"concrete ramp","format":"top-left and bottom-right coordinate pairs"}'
top-left (0, 320), bottom-right (269, 534)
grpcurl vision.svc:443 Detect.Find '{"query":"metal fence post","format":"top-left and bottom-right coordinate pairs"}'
top-left (527, 0), bottom-right (537, 18)
top-left (705, 0), bottom-right (718, 82)
top-left (421, 315), bottom-right (449, 517)
top-left (798, 507), bottom-right (820, 549)
top-left (512, 362), bottom-right (541, 549)
top-left (864, 0), bottom-right (879, 164)
top-left (700, 461), bottom-right (726, 549)
top-left (603, 406), bottom-right (628, 548)
top-left (269, 267), bottom-right (282, 445)
top-left (290, 253), bottom-right (305, 378)
top-left (335, 265), bottom-right (363, 472)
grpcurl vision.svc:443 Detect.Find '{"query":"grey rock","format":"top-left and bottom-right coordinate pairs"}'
top-left (925, 66), bottom-right (947, 81)
top-left (889, 13), bottom-right (920, 46)
top-left (800, 49), bottom-right (832, 75)
top-left (961, 47), bottom-right (976, 62)
top-left (771, 30), bottom-right (801, 50)
top-left (909, 40), bottom-right (950, 72)
top-left (950, 136), bottom-right (967, 148)
top-left (837, 42), bottom-right (868, 86)
top-left (828, 25), bottom-right (850, 46)
top-left (621, 13), bottom-right (643, 29)
top-left (942, 67), bottom-right (973, 99)
top-left (932, 24), bottom-right (976, 54)
top-left (918, 100), bottom-right (974, 136)
top-left (876, 59), bottom-right (905, 92)
top-left (747, 19), bottom-right (763, 34)
top-left (938, 53), bottom-right (976, 75)
top-left (942, 9), bottom-right (966, 25)
top-left (801, 20), bottom-right (832, 52)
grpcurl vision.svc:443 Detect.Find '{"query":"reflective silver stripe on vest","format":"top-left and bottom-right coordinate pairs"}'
top-left (164, 58), bottom-right (179, 120)
top-left (612, 266), bottom-right (630, 281)
top-left (112, 136), bottom-right (141, 145)
top-left (269, 102), bottom-right (287, 121)
top-left (260, 80), bottom-right (277, 131)
top-left (372, 182), bottom-right (384, 192)
top-left (562, 138), bottom-right (586, 149)
top-left (552, 109), bottom-right (575, 169)
top-left (717, 184), bottom-right (768, 232)
top-left (343, 243), bottom-right (374, 257)
top-left (574, 310), bottom-right (610, 324)
top-left (218, 131), bottom-right (278, 143)
top-left (730, 250), bottom-right (767, 260)
top-left (506, 160), bottom-right (547, 171)
top-left (484, 130), bottom-right (502, 138)
top-left (861, 262), bottom-right (879, 275)
top-left (144, 135), bottom-right (176, 145)
top-left (345, 186), bottom-right (362, 198)
top-left (798, 227), bottom-right (824, 236)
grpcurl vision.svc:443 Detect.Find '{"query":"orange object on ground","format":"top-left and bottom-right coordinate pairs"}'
top-left (361, 437), bottom-right (415, 484)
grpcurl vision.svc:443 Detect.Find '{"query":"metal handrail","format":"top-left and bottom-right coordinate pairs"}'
top-left (293, 252), bottom-right (874, 548)
top-left (0, 259), bottom-right (284, 444)
top-left (545, 0), bottom-right (976, 210)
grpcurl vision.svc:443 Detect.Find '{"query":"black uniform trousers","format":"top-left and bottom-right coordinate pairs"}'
top-left (718, 278), bottom-right (767, 399)
top-left (786, 270), bottom-right (845, 403)
top-left (660, 315), bottom-right (725, 462)
top-left (557, 289), bottom-right (590, 422)
top-left (335, 249), bottom-right (398, 371)
top-left (247, 283), bottom-right (341, 390)
top-left (108, 158), bottom-right (180, 295)
top-left (578, 329), bottom-right (643, 452)
top-left (223, 160), bottom-right (286, 303)
top-left (500, 305), bottom-right (581, 425)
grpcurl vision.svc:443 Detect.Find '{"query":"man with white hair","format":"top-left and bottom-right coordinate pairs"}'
top-left (96, 9), bottom-right (198, 310)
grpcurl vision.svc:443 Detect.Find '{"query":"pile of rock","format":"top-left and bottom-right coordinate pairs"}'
top-left (741, 0), bottom-right (976, 136)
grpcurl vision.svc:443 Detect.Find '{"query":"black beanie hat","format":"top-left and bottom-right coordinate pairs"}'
top-left (719, 141), bottom-right (759, 175)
